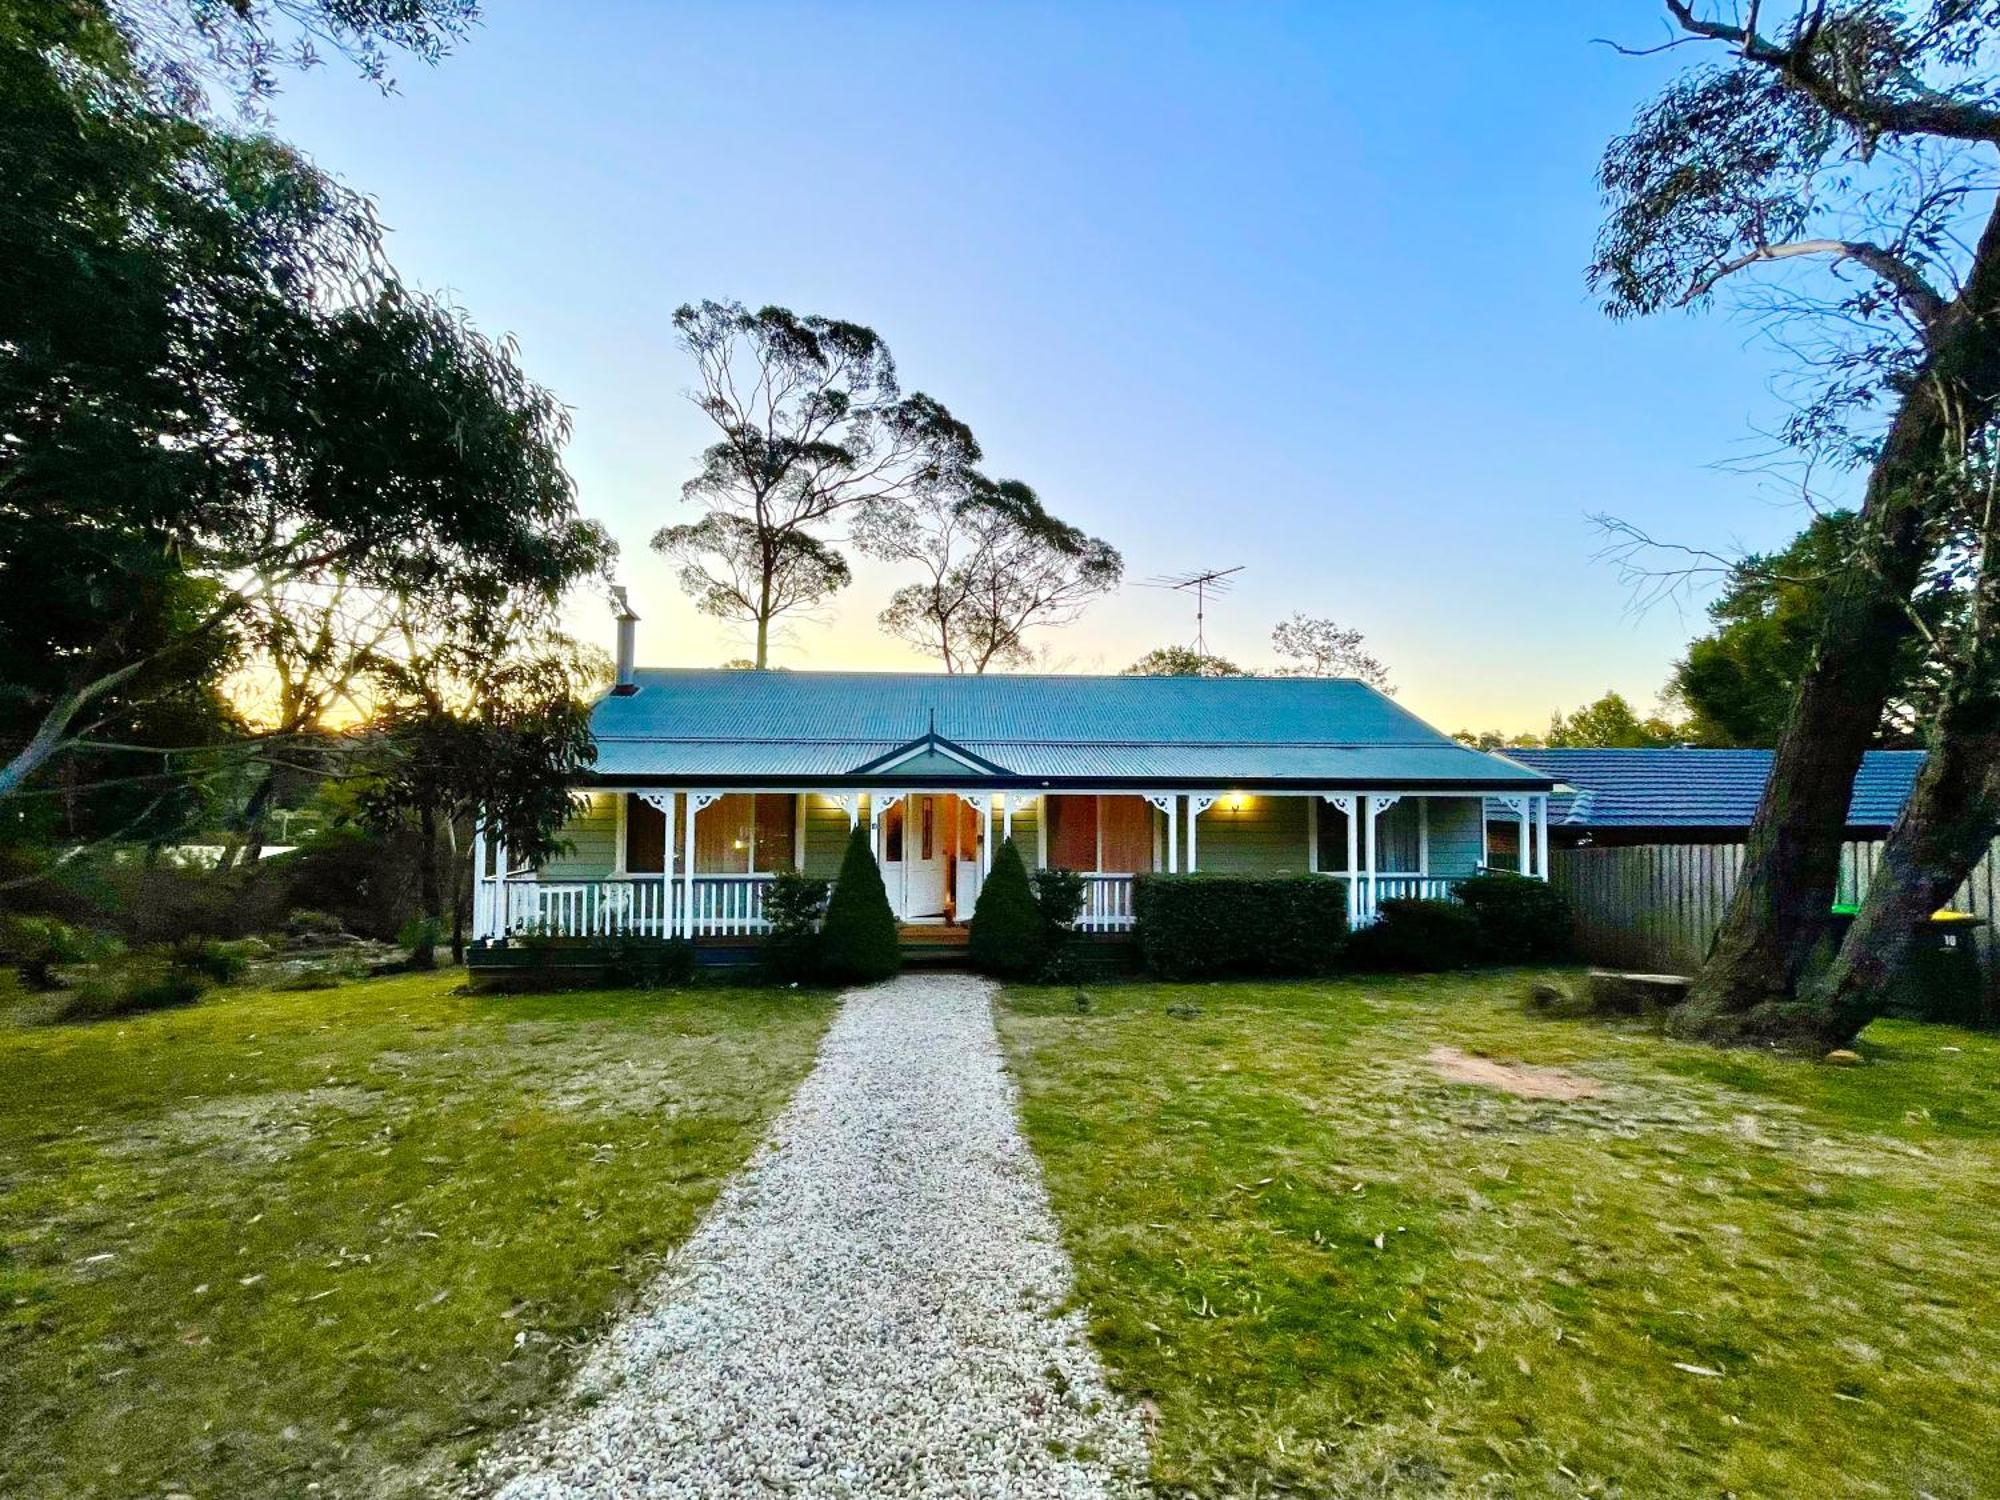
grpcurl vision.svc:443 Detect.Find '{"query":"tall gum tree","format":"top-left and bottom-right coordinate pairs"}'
top-left (654, 302), bottom-right (984, 669)
top-left (855, 477), bottom-right (1122, 673)
top-left (1594, 1), bottom-right (2000, 1042)
top-left (1811, 464), bottom-right (2000, 1043)
top-left (0, 1), bottom-right (609, 826)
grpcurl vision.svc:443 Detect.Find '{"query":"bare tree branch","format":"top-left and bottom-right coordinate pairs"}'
top-left (1684, 237), bottom-right (1950, 323)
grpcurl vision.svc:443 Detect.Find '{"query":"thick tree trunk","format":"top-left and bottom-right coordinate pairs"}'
top-left (1677, 200), bottom-right (2000, 1044)
top-left (1810, 724), bottom-right (2000, 1046)
top-left (1808, 490), bottom-right (2000, 1045)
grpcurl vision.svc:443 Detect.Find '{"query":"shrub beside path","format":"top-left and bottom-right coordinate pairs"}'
top-left (472, 972), bottom-right (1148, 1500)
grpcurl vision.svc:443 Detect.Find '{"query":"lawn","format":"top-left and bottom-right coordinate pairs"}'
top-left (0, 970), bottom-right (833, 1500)
top-left (998, 972), bottom-right (2000, 1499)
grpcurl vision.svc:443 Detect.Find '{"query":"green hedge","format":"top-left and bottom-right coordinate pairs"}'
top-left (761, 870), bottom-right (830, 984)
top-left (1345, 898), bottom-right (1482, 971)
top-left (1454, 873), bottom-right (1573, 960)
top-left (1133, 873), bottom-right (1349, 979)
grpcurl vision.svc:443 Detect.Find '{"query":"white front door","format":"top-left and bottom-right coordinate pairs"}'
top-left (902, 794), bottom-right (947, 919)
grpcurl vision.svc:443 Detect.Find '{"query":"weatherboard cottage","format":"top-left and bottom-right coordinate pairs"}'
top-left (469, 609), bottom-right (1556, 956)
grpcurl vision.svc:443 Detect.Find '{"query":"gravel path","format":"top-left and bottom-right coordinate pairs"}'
top-left (471, 972), bottom-right (1149, 1500)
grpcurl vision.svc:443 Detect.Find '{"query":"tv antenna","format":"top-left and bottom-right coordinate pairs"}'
top-left (1139, 565), bottom-right (1243, 655)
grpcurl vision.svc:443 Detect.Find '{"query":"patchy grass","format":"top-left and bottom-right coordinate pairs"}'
top-left (998, 972), bottom-right (2000, 1499)
top-left (0, 970), bottom-right (832, 1500)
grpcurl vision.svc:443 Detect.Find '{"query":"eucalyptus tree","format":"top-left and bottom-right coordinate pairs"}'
top-left (102, 0), bottom-right (479, 112)
top-left (857, 478), bottom-right (1122, 673)
top-left (1121, 647), bottom-right (1246, 677)
top-left (1811, 466), bottom-right (1999, 1042)
top-left (1596, 1), bottom-right (2000, 1042)
top-left (215, 576), bottom-right (400, 869)
top-left (654, 302), bottom-right (984, 668)
top-left (0, 1), bottom-right (610, 825)
top-left (1544, 691), bottom-right (1683, 749)
top-left (1269, 613), bottom-right (1391, 688)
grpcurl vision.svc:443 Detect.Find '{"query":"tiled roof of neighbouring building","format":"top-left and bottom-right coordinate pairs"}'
top-left (1490, 747), bottom-right (1924, 831)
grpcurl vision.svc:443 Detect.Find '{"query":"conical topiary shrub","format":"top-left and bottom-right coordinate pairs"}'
top-left (968, 836), bottom-right (1047, 978)
top-left (819, 825), bottom-right (901, 983)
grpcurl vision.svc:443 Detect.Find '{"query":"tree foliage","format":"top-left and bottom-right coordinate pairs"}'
top-left (857, 477), bottom-right (1122, 672)
top-left (1545, 691), bottom-right (1684, 749)
top-left (356, 599), bottom-right (601, 965)
top-left (1269, 613), bottom-right (1391, 688)
top-left (104, 0), bottom-right (480, 114)
top-left (654, 301), bottom-right (983, 668)
top-left (1594, 1), bottom-right (2000, 457)
top-left (1453, 727), bottom-right (1543, 751)
top-left (0, 0), bottom-right (610, 851)
top-left (1121, 646), bottom-right (1246, 677)
top-left (1669, 511), bottom-right (1946, 746)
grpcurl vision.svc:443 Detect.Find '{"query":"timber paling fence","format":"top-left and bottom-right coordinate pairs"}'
top-left (1549, 837), bottom-right (2000, 988)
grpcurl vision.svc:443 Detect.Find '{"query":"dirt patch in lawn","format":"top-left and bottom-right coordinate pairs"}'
top-left (1426, 1044), bottom-right (1605, 1100)
top-left (104, 1085), bottom-right (381, 1166)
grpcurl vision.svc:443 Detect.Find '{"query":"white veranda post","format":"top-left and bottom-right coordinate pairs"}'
top-left (638, 791), bottom-right (676, 937)
top-left (1145, 794), bottom-right (1178, 873)
top-left (1536, 794), bottom-right (1550, 879)
top-left (490, 825), bottom-right (510, 936)
top-left (1185, 794), bottom-right (1216, 870)
top-left (1322, 794), bottom-right (1357, 928)
top-left (683, 792), bottom-right (719, 938)
top-left (1366, 794), bottom-right (1404, 923)
top-left (470, 817), bottom-right (489, 939)
top-left (1005, 793), bottom-right (1035, 866)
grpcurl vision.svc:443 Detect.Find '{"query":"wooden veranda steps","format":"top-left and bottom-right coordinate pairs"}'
top-left (899, 924), bottom-right (971, 965)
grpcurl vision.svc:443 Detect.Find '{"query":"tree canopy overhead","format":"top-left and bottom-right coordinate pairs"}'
top-left (0, 0), bottom-right (610, 835)
top-left (1595, 0), bottom-right (2000, 458)
top-left (106, 0), bottom-right (481, 113)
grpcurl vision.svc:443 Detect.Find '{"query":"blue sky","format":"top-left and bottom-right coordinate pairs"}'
top-left (271, 2), bottom-right (1834, 735)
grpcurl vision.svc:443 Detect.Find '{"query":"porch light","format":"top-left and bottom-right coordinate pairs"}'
top-left (1227, 793), bottom-right (1246, 811)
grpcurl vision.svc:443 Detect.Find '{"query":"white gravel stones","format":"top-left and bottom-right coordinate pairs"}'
top-left (471, 971), bottom-right (1149, 1500)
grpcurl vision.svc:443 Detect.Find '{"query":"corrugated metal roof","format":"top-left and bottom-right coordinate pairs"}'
top-left (1487, 748), bottom-right (1924, 830)
top-left (587, 669), bottom-right (1552, 789)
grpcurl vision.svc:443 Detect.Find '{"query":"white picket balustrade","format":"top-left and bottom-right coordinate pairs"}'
top-left (683, 874), bottom-right (774, 936)
top-left (1078, 873), bottom-right (1136, 931)
top-left (482, 874), bottom-right (775, 940)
